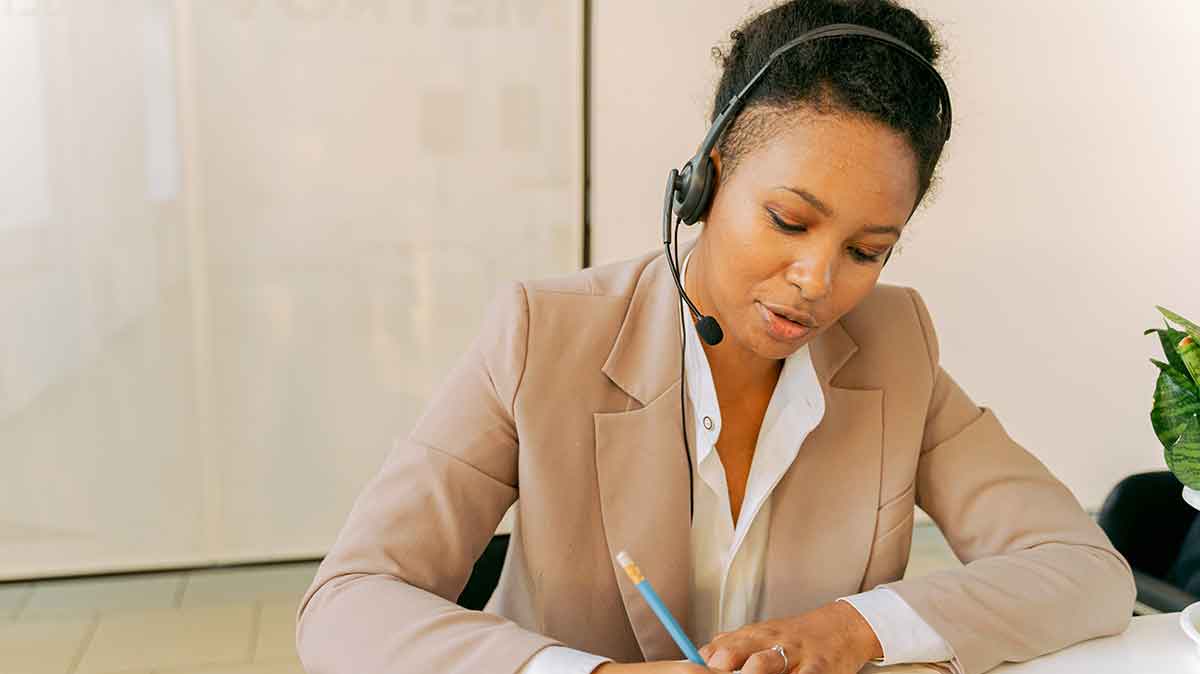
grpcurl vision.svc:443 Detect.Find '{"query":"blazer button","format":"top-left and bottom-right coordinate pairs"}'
top-left (702, 416), bottom-right (714, 430)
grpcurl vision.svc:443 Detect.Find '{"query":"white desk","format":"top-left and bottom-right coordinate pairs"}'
top-left (878, 614), bottom-right (1196, 674)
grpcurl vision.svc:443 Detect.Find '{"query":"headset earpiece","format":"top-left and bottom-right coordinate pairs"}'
top-left (671, 154), bottom-right (716, 226)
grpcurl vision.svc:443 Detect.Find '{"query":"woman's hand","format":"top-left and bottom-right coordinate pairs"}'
top-left (593, 661), bottom-right (729, 674)
top-left (697, 601), bottom-right (882, 674)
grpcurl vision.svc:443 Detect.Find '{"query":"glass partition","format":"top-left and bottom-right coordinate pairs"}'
top-left (0, 0), bottom-right (583, 579)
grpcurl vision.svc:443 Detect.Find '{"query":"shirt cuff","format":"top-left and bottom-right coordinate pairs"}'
top-left (838, 587), bottom-right (964, 674)
top-left (519, 645), bottom-right (613, 674)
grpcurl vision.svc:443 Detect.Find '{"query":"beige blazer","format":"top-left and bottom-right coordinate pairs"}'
top-left (295, 241), bottom-right (1135, 674)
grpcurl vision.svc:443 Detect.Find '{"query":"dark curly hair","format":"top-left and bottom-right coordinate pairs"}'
top-left (710, 0), bottom-right (948, 213)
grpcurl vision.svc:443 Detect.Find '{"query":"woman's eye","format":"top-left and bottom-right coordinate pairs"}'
top-left (768, 208), bottom-right (886, 264)
top-left (767, 209), bottom-right (806, 233)
top-left (850, 248), bottom-right (885, 263)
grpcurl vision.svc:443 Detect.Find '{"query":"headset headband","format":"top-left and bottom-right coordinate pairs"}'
top-left (698, 23), bottom-right (951, 161)
top-left (668, 22), bottom-right (952, 230)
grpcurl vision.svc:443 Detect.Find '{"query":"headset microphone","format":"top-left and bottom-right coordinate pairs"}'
top-left (663, 168), bottom-right (724, 347)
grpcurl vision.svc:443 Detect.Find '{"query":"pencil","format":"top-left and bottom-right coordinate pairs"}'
top-left (616, 550), bottom-right (706, 665)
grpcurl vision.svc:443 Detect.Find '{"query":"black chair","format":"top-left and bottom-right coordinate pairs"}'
top-left (1097, 471), bottom-right (1200, 612)
top-left (456, 534), bottom-right (510, 610)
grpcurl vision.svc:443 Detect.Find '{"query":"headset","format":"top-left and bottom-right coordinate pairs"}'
top-left (665, 23), bottom-right (954, 521)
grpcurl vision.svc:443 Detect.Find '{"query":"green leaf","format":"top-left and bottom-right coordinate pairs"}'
top-left (1152, 362), bottom-right (1200, 399)
top-left (1146, 327), bottom-right (1190, 377)
top-left (1167, 415), bottom-right (1200, 489)
top-left (1157, 306), bottom-right (1200, 344)
top-left (1150, 362), bottom-right (1200, 454)
top-left (1177, 335), bottom-right (1200, 386)
top-left (1151, 359), bottom-right (1200, 394)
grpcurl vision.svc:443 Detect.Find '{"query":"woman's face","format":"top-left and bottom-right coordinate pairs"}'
top-left (694, 111), bottom-right (920, 362)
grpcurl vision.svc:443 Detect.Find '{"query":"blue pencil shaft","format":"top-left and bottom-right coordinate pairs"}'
top-left (633, 579), bottom-right (705, 665)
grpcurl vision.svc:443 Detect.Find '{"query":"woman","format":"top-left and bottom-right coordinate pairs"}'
top-left (296, 2), bottom-right (1135, 674)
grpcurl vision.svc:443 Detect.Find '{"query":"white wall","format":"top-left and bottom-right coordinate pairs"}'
top-left (591, 0), bottom-right (1200, 511)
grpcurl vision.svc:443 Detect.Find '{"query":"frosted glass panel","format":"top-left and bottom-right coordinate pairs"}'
top-left (0, 0), bottom-right (582, 579)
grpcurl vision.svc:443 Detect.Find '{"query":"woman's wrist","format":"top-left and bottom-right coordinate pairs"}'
top-left (828, 599), bottom-right (884, 663)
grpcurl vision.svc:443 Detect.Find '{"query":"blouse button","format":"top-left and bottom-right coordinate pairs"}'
top-left (702, 416), bottom-right (714, 430)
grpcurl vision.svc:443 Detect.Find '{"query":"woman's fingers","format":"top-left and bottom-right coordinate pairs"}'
top-left (702, 644), bottom-right (743, 671)
top-left (703, 643), bottom-right (790, 674)
top-left (738, 646), bottom-right (789, 674)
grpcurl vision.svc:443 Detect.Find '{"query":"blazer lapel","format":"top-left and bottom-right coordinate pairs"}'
top-left (595, 243), bottom-right (694, 661)
top-left (759, 319), bottom-right (884, 618)
top-left (595, 385), bottom-right (693, 661)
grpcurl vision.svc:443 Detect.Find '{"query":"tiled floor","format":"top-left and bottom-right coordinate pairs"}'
top-left (0, 524), bottom-right (961, 674)
top-left (0, 561), bottom-right (319, 674)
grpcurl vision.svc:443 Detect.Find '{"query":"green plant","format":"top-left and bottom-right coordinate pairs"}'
top-left (1146, 306), bottom-right (1200, 489)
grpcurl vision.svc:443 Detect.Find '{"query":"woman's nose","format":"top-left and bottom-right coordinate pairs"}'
top-left (785, 253), bottom-right (834, 301)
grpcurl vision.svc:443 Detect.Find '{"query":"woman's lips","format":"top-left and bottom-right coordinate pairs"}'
top-left (756, 301), bottom-right (812, 342)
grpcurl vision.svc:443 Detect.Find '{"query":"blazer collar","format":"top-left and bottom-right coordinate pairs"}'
top-left (601, 237), bottom-right (860, 403)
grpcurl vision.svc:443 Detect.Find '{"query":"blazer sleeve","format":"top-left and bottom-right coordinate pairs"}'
top-left (878, 288), bottom-right (1137, 674)
top-left (295, 282), bottom-right (562, 674)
